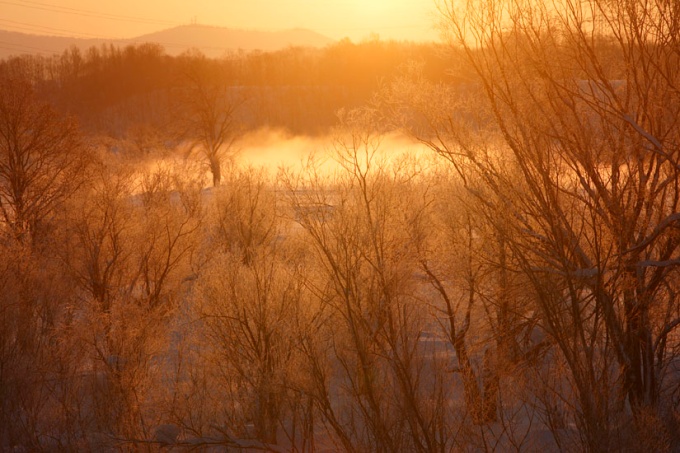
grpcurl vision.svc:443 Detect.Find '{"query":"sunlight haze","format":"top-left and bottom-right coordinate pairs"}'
top-left (3, 0), bottom-right (680, 449)
top-left (1, 0), bottom-right (437, 42)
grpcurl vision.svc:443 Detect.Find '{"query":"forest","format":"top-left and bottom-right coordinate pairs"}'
top-left (2, 0), bottom-right (680, 451)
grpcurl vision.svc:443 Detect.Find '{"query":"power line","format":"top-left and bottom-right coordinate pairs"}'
top-left (0, 18), bottom-right (115, 39)
top-left (0, 0), bottom-right (179, 26)
top-left (13, 0), bottom-right (178, 25)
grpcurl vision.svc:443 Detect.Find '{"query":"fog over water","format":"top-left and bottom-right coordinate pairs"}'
top-left (236, 128), bottom-right (434, 176)
top-left (129, 128), bottom-right (437, 197)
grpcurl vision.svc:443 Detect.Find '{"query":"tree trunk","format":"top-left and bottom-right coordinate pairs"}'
top-left (210, 155), bottom-right (221, 187)
top-left (482, 348), bottom-right (498, 423)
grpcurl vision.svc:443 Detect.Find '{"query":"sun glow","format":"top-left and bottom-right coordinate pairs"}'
top-left (353, 0), bottom-right (393, 21)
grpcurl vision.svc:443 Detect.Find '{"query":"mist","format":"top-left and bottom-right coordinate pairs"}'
top-left (3, 6), bottom-right (680, 451)
top-left (235, 128), bottom-right (434, 175)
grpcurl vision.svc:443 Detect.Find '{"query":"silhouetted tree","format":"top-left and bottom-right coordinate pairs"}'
top-left (176, 52), bottom-right (245, 186)
top-left (0, 66), bottom-right (87, 243)
top-left (426, 0), bottom-right (680, 449)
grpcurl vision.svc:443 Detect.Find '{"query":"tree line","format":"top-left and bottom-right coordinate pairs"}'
top-left (1, 38), bottom-right (450, 138)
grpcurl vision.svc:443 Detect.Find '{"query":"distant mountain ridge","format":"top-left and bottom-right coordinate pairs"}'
top-left (136, 25), bottom-right (334, 54)
top-left (0, 25), bottom-right (335, 59)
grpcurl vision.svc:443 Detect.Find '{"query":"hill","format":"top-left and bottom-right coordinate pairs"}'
top-left (134, 25), bottom-right (334, 56)
top-left (0, 30), bottom-right (105, 58)
top-left (0, 25), bottom-right (335, 59)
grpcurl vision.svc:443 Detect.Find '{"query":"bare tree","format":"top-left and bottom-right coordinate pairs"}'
top-left (189, 168), bottom-right (311, 447)
top-left (0, 67), bottom-right (87, 243)
top-left (283, 108), bottom-right (456, 452)
top-left (55, 159), bottom-right (203, 445)
top-left (413, 0), bottom-right (680, 449)
top-left (176, 52), bottom-right (245, 187)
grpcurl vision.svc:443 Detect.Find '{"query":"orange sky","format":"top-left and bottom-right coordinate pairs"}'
top-left (1, 0), bottom-right (439, 42)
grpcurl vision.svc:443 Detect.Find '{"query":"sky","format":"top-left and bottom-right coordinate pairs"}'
top-left (0, 0), bottom-right (441, 42)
